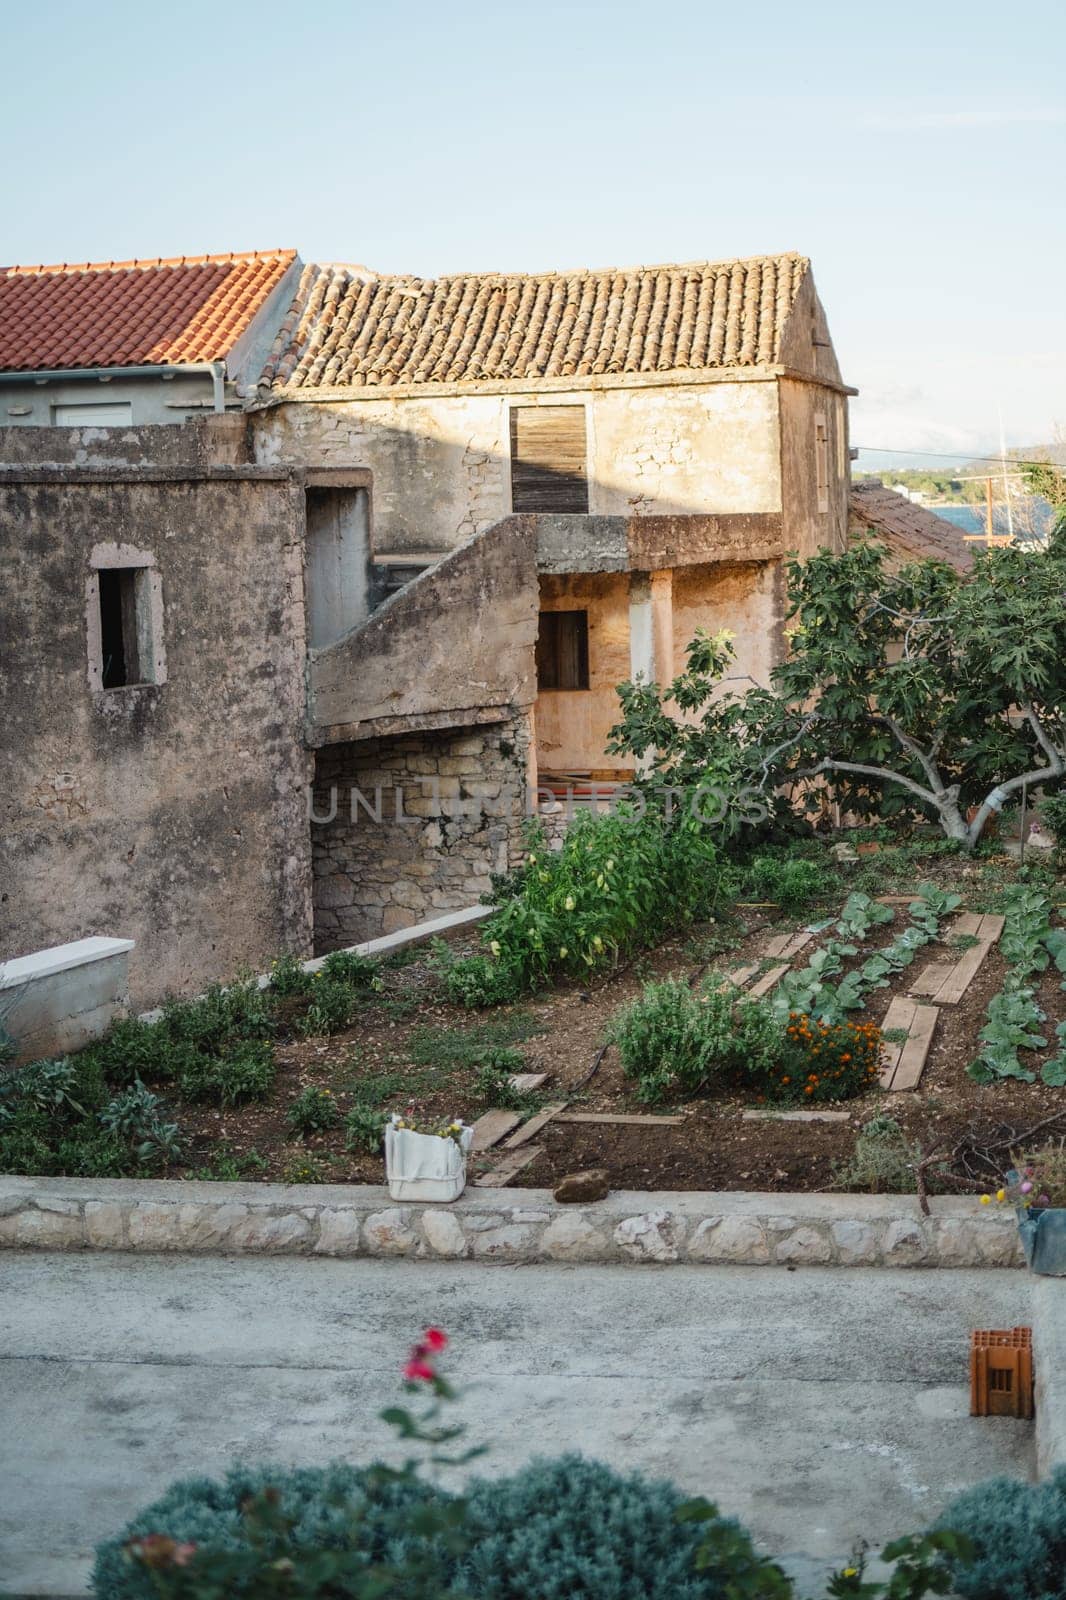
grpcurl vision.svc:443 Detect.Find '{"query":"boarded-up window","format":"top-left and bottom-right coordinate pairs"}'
top-left (815, 412), bottom-right (829, 513)
top-left (537, 610), bottom-right (589, 690)
top-left (510, 406), bottom-right (589, 513)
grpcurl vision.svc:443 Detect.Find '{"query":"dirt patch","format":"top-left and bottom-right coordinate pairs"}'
top-left (165, 852), bottom-right (1066, 1195)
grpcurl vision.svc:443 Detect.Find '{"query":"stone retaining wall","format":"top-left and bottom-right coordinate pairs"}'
top-left (0, 1177), bottom-right (1024, 1267)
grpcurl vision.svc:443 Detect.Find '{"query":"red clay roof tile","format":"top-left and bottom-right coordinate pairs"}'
top-left (0, 249), bottom-right (296, 371)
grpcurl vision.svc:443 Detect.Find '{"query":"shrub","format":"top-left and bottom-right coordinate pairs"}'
top-left (610, 981), bottom-right (782, 1105)
top-left (442, 954), bottom-right (523, 1010)
top-left (742, 1015), bottom-right (883, 1104)
top-left (296, 977), bottom-right (358, 1037)
top-left (459, 1454), bottom-right (763, 1600)
top-left (745, 853), bottom-right (832, 910)
top-left (321, 950), bottom-right (379, 988)
top-left (178, 1041), bottom-right (275, 1107)
top-left (472, 1050), bottom-right (535, 1110)
top-left (286, 1085), bottom-right (340, 1136)
top-left (90, 1461), bottom-right (444, 1600)
top-left (473, 810), bottom-right (726, 997)
top-left (160, 981), bottom-right (275, 1052)
top-left (344, 1104), bottom-right (387, 1155)
top-left (80, 1018), bottom-right (199, 1088)
top-left (267, 953), bottom-right (316, 998)
top-left (1042, 789), bottom-right (1066, 854)
top-left (833, 1116), bottom-right (921, 1193)
top-left (99, 1082), bottom-right (184, 1165)
top-left (936, 1466), bottom-right (1066, 1600)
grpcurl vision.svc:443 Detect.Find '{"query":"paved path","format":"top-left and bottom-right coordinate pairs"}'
top-left (0, 1254), bottom-right (1034, 1597)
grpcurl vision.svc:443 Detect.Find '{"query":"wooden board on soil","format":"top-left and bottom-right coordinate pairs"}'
top-left (474, 1145), bottom-right (544, 1186)
top-left (470, 1109), bottom-right (522, 1152)
top-left (879, 996), bottom-right (940, 1091)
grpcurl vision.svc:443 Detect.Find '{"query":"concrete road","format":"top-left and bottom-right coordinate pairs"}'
top-left (0, 1253), bottom-right (1035, 1598)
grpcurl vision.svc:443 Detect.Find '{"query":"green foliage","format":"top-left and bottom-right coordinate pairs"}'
top-left (161, 981), bottom-right (275, 1054)
top-left (438, 953), bottom-right (524, 1010)
top-left (187, 1147), bottom-right (269, 1182)
top-left (967, 887), bottom-right (1059, 1083)
top-left (99, 1081), bottom-right (184, 1165)
top-left (268, 954), bottom-right (316, 998)
top-left (833, 1117), bottom-right (922, 1194)
top-left (755, 1016), bottom-right (884, 1104)
top-left (287, 1086), bottom-right (341, 1136)
top-left (409, 1013), bottom-right (543, 1068)
top-left (281, 1152), bottom-right (331, 1185)
top-left (80, 1017), bottom-right (200, 1088)
top-left (296, 978), bottom-right (358, 1037)
top-left (935, 1466), bottom-right (1066, 1600)
top-left (178, 1041), bottom-right (276, 1107)
top-left (610, 981), bottom-right (781, 1105)
top-left (459, 1455), bottom-right (750, 1599)
top-left (344, 1104), bottom-right (387, 1155)
top-left (321, 950), bottom-right (380, 988)
top-left (826, 1531), bottom-right (975, 1598)
top-left (471, 1050), bottom-right (537, 1111)
top-left (91, 1462), bottom-right (448, 1600)
top-left (608, 541), bottom-right (1066, 849)
top-left (471, 810), bottom-right (726, 998)
top-left (1043, 790), bottom-right (1066, 854)
top-left (746, 853), bottom-right (833, 910)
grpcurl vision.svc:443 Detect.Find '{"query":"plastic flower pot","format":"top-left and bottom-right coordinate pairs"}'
top-left (384, 1116), bottom-right (474, 1203)
top-left (1010, 1172), bottom-right (1066, 1276)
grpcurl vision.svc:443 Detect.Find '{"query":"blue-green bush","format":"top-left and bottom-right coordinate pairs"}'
top-left (93, 1454), bottom-right (761, 1600)
top-left (459, 1454), bottom-right (763, 1599)
top-left (91, 1461), bottom-right (442, 1599)
top-left (937, 1466), bottom-right (1066, 1600)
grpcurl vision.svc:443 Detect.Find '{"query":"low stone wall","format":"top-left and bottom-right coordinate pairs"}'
top-left (2, 937), bottom-right (134, 1066)
top-left (0, 1177), bottom-right (1024, 1267)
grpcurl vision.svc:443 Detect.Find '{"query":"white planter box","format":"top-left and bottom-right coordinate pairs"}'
top-left (384, 1118), bottom-right (474, 1203)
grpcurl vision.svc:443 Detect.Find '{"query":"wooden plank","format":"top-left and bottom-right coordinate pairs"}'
top-left (878, 997), bottom-right (917, 1088)
top-left (470, 1109), bottom-right (522, 1153)
top-left (509, 1072), bottom-right (548, 1093)
top-left (741, 1108), bottom-right (851, 1124)
top-left (891, 1002), bottom-right (939, 1092)
top-left (763, 929), bottom-right (813, 959)
top-left (554, 1112), bottom-right (685, 1126)
top-left (474, 1145), bottom-right (544, 1187)
top-left (722, 963), bottom-right (759, 989)
top-left (911, 961), bottom-right (954, 997)
top-left (977, 913), bottom-right (1005, 942)
top-left (748, 961), bottom-right (791, 999)
top-left (952, 912), bottom-right (984, 937)
top-left (503, 1102), bottom-right (568, 1149)
top-left (933, 939), bottom-right (994, 1005)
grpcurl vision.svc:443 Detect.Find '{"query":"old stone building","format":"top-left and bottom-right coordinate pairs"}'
top-left (2, 248), bottom-right (876, 999)
top-left (250, 253), bottom-right (855, 945)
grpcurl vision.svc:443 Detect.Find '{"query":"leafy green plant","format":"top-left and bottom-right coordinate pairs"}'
top-left (437, 951), bottom-right (524, 1010)
top-left (161, 981), bottom-right (275, 1054)
top-left (609, 981), bottom-right (782, 1105)
top-left (296, 978), bottom-right (357, 1037)
top-left (267, 953), bottom-right (316, 998)
top-left (833, 1116), bottom-right (922, 1194)
top-left (98, 1082), bottom-right (184, 1166)
top-left (281, 1152), bottom-right (331, 1185)
top-left (286, 1086), bottom-right (341, 1136)
top-left (747, 1016), bottom-right (883, 1104)
top-left (0, 1055), bottom-right (94, 1121)
top-left (187, 1147), bottom-right (269, 1182)
top-left (178, 1041), bottom-right (276, 1107)
top-left (344, 1104), bottom-right (387, 1155)
top-left (746, 853), bottom-right (832, 910)
top-left (968, 886), bottom-right (1061, 1083)
top-left (79, 1018), bottom-right (200, 1088)
top-left (321, 950), bottom-right (380, 988)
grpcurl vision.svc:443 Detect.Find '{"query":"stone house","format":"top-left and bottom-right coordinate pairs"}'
top-left (2, 248), bottom-right (866, 1002)
top-left (250, 253), bottom-right (855, 946)
top-left (0, 250), bottom-right (300, 427)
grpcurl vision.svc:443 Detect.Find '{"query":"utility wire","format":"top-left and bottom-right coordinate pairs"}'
top-left (854, 445), bottom-right (1064, 469)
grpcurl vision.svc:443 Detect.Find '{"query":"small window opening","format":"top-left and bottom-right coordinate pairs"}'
top-left (99, 568), bottom-right (149, 688)
top-left (537, 610), bottom-right (590, 690)
top-left (815, 413), bottom-right (830, 514)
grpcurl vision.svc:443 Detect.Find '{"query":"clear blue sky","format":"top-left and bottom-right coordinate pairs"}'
top-left (5, 0), bottom-right (1064, 464)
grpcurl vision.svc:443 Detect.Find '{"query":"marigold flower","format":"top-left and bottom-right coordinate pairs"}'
top-left (996, 1188), bottom-right (1006, 1202)
top-left (980, 1194), bottom-right (991, 1205)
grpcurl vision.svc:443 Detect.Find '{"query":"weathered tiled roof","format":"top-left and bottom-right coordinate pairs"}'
top-left (259, 253), bottom-right (811, 392)
top-left (0, 250), bottom-right (297, 372)
top-left (849, 482), bottom-right (975, 573)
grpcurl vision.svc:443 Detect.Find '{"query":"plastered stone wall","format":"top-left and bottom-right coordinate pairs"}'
top-left (311, 715), bottom-right (531, 950)
top-left (254, 377), bottom-right (789, 556)
top-left (0, 455), bottom-right (313, 1007)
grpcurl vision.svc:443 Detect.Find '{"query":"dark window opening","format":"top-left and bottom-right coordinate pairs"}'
top-left (537, 610), bottom-right (590, 690)
top-left (99, 568), bottom-right (146, 688)
top-left (510, 405), bottom-right (589, 514)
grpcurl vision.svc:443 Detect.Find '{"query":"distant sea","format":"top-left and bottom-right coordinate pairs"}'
top-left (933, 500), bottom-right (1053, 539)
top-left (934, 504), bottom-right (984, 533)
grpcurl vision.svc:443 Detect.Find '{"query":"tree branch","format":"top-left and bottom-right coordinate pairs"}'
top-left (793, 758), bottom-right (940, 808)
top-left (1021, 702), bottom-right (1066, 774)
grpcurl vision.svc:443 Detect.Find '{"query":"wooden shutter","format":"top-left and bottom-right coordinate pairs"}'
top-left (510, 406), bottom-right (589, 513)
top-left (536, 611), bottom-right (589, 690)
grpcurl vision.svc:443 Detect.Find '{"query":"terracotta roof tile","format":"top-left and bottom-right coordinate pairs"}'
top-left (259, 253), bottom-right (809, 393)
top-left (0, 249), bottom-right (297, 372)
top-left (849, 483), bottom-right (975, 573)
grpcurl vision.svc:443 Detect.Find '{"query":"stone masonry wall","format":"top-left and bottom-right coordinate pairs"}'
top-left (311, 714), bottom-right (532, 950)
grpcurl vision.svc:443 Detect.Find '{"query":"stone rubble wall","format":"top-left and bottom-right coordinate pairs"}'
top-left (0, 1178), bottom-right (1024, 1268)
top-left (311, 715), bottom-right (531, 949)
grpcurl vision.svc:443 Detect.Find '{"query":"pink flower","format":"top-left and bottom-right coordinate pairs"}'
top-left (1020, 1181), bottom-right (1033, 1194)
top-left (423, 1328), bottom-right (448, 1352)
top-left (403, 1358), bottom-right (436, 1382)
